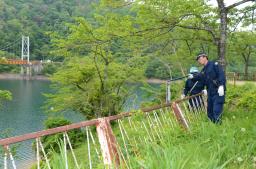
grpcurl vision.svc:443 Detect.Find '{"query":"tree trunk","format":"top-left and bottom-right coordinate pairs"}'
top-left (218, 8), bottom-right (228, 71)
top-left (245, 62), bottom-right (249, 80)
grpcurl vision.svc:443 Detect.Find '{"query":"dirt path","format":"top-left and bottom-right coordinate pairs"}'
top-left (227, 80), bottom-right (256, 85)
top-left (147, 78), bottom-right (256, 85)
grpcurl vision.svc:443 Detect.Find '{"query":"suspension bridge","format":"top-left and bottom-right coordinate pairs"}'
top-left (0, 93), bottom-right (206, 169)
top-left (0, 36), bottom-right (45, 78)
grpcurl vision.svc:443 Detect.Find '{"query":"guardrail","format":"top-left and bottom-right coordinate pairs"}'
top-left (226, 72), bottom-right (256, 83)
top-left (0, 93), bottom-right (207, 169)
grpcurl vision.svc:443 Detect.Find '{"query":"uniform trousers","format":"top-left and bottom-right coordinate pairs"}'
top-left (207, 94), bottom-right (224, 123)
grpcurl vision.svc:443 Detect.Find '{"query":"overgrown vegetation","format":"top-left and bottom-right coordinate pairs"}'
top-left (35, 83), bottom-right (256, 169)
top-left (38, 117), bottom-right (84, 155)
top-left (0, 90), bottom-right (12, 106)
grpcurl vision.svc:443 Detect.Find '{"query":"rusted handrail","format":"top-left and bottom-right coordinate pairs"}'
top-left (174, 93), bottom-right (203, 103)
top-left (0, 102), bottom-right (173, 146)
top-left (0, 119), bottom-right (99, 146)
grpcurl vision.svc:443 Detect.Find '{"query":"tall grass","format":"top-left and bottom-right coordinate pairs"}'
top-left (126, 111), bottom-right (256, 169)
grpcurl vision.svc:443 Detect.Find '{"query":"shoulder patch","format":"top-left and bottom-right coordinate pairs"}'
top-left (215, 62), bottom-right (218, 65)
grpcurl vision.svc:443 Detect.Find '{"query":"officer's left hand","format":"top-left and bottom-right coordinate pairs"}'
top-left (202, 89), bottom-right (207, 96)
top-left (188, 73), bottom-right (193, 79)
top-left (218, 85), bottom-right (224, 96)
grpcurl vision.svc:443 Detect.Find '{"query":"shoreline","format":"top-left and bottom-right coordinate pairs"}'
top-left (0, 74), bottom-right (168, 84)
top-left (146, 78), bottom-right (167, 84)
top-left (0, 74), bottom-right (254, 85)
top-left (0, 73), bottom-right (50, 81)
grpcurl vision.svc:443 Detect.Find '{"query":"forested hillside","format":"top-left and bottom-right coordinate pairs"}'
top-left (0, 0), bottom-right (96, 60)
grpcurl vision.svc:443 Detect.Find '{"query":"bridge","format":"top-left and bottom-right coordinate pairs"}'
top-left (0, 36), bottom-right (45, 77)
top-left (0, 59), bottom-right (42, 65)
top-left (0, 94), bottom-right (206, 169)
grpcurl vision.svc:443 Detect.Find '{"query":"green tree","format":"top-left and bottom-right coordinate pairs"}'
top-left (131, 0), bottom-right (256, 69)
top-left (46, 14), bottom-right (145, 118)
top-left (229, 31), bottom-right (256, 78)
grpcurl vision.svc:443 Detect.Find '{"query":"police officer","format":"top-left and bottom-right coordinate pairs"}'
top-left (183, 67), bottom-right (205, 97)
top-left (188, 53), bottom-right (226, 123)
top-left (182, 66), bottom-right (206, 111)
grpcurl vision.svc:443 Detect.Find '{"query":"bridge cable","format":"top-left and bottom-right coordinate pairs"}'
top-left (0, 38), bottom-right (21, 51)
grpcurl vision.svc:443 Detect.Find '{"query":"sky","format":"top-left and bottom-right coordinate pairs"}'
top-left (208, 0), bottom-right (255, 30)
top-left (208, 0), bottom-right (254, 8)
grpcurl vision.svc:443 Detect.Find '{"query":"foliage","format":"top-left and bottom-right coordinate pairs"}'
top-left (228, 31), bottom-right (256, 75)
top-left (39, 117), bottom-right (84, 154)
top-left (0, 55), bottom-right (19, 73)
top-left (46, 8), bottom-right (145, 119)
top-left (125, 110), bottom-right (256, 169)
top-left (0, 0), bottom-right (97, 61)
top-left (145, 58), bottom-right (180, 79)
top-left (225, 83), bottom-right (256, 112)
top-left (0, 90), bottom-right (12, 107)
top-left (140, 80), bottom-right (185, 107)
top-left (41, 63), bottom-right (60, 76)
top-left (145, 59), bottom-right (170, 79)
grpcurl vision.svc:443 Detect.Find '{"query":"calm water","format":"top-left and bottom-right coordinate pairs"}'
top-left (0, 79), bottom-right (84, 168)
top-left (0, 79), bottom-right (84, 137)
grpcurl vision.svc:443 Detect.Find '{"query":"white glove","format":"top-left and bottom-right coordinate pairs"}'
top-left (188, 73), bottom-right (193, 79)
top-left (202, 89), bottom-right (207, 96)
top-left (218, 85), bottom-right (224, 96)
top-left (181, 94), bottom-right (185, 99)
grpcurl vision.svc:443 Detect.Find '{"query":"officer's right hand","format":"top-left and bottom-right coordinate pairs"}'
top-left (202, 89), bottom-right (207, 96)
top-left (181, 94), bottom-right (185, 99)
top-left (218, 85), bottom-right (224, 96)
top-left (188, 73), bottom-right (193, 79)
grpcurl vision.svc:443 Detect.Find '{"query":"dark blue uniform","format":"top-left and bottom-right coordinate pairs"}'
top-left (183, 77), bottom-right (205, 111)
top-left (183, 78), bottom-right (204, 96)
top-left (193, 61), bottom-right (226, 123)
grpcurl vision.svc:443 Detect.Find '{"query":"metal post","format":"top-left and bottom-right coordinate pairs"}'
top-left (172, 102), bottom-right (189, 130)
top-left (166, 80), bottom-right (171, 104)
top-left (96, 118), bottom-right (120, 167)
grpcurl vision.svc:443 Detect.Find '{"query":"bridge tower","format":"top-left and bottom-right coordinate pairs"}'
top-left (20, 36), bottom-right (31, 77)
top-left (21, 36), bottom-right (29, 62)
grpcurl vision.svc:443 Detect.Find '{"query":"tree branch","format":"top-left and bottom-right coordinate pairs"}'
top-left (227, 0), bottom-right (255, 11)
top-left (176, 25), bottom-right (218, 45)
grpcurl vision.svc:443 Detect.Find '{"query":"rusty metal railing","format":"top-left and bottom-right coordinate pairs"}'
top-left (0, 94), bottom-right (207, 168)
top-left (172, 93), bottom-right (207, 129)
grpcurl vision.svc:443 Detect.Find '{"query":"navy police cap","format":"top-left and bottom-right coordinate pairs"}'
top-left (196, 52), bottom-right (207, 60)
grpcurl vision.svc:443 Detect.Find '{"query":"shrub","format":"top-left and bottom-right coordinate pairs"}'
top-left (39, 117), bottom-right (85, 155)
top-left (225, 83), bottom-right (256, 112)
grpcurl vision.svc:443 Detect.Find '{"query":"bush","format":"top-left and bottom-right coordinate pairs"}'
top-left (41, 63), bottom-right (59, 76)
top-left (38, 117), bottom-right (85, 155)
top-left (225, 83), bottom-right (256, 112)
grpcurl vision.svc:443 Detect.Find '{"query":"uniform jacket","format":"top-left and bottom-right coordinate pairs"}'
top-left (193, 61), bottom-right (226, 96)
top-left (183, 78), bottom-right (204, 96)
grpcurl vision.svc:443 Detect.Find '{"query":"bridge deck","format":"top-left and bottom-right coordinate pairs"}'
top-left (0, 59), bottom-right (41, 65)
